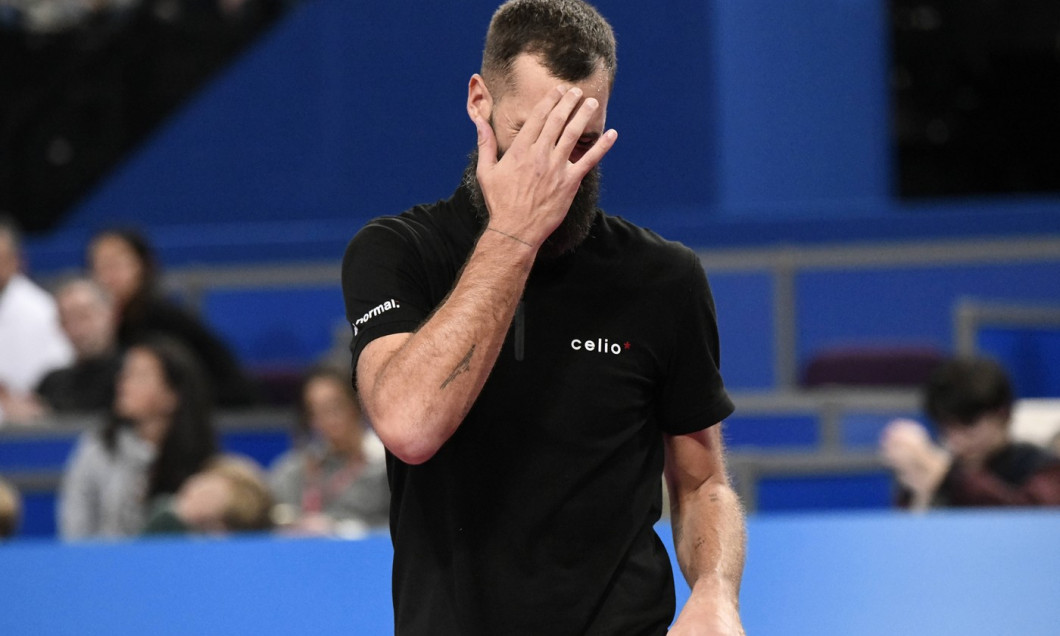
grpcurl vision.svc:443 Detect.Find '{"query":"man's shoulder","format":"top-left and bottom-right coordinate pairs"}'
top-left (348, 188), bottom-right (478, 250)
top-left (595, 212), bottom-right (699, 268)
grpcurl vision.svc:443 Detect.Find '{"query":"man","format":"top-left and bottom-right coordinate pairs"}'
top-left (0, 217), bottom-right (73, 425)
top-left (342, 1), bottom-right (745, 634)
top-left (35, 278), bottom-right (124, 414)
top-left (0, 277), bottom-right (122, 422)
top-left (880, 356), bottom-right (1060, 509)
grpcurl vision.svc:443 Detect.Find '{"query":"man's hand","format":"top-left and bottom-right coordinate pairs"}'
top-left (470, 85), bottom-right (616, 249)
top-left (665, 428), bottom-right (746, 636)
top-left (669, 580), bottom-right (745, 635)
top-left (879, 418), bottom-right (951, 509)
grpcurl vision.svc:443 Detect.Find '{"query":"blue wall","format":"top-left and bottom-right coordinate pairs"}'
top-left (713, 0), bottom-right (891, 213)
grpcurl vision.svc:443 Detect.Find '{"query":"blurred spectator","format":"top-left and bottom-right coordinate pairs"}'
top-left (269, 365), bottom-right (389, 536)
top-left (880, 356), bottom-right (1060, 510)
top-left (88, 227), bottom-right (258, 407)
top-left (142, 454), bottom-right (273, 535)
top-left (58, 335), bottom-right (218, 539)
top-left (37, 278), bottom-right (123, 412)
top-left (0, 216), bottom-right (74, 425)
top-left (0, 476), bottom-right (20, 539)
top-left (1, 277), bottom-right (122, 421)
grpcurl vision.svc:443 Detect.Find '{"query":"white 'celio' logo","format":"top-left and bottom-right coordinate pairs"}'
top-left (571, 338), bottom-right (630, 355)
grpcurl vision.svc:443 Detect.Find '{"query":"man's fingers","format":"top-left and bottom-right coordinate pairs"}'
top-left (570, 128), bottom-right (618, 176)
top-left (473, 114), bottom-right (498, 171)
top-left (553, 95), bottom-right (598, 157)
top-left (509, 84), bottom-right (570, 152)
top-left (536, 86), bottom-right (585, 150)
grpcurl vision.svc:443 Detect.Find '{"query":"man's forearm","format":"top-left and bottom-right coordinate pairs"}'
top-left (670, 479), bottom-right (746, 633)
top-left (360, 229), bottom-right (535, 464)
top-left (674, 479), bottom-right (746, 596)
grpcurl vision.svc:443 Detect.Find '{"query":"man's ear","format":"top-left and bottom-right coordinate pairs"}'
top-left (467, 74), bottom-right (494, 123)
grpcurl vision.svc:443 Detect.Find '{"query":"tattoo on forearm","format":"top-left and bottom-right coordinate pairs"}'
top-left (441, 345), bottom-right (476, 389)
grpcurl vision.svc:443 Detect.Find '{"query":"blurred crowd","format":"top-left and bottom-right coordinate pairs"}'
top-left (0, 216), bottom-right (389, 541)
top-left (2, 209), bottom-right (1060, 542)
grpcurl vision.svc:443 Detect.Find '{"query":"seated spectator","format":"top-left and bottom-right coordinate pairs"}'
top-left (58, 336), bottom-right (218, 539)
top-left (880, 356), bottom-right (1060, 509)
top-left (2, 278), bottom-right (123, 421)
top-left (87, 227), bottom-right (258, 407)
top-left (269, 365), bottom-right (389, 536)
top-left (142, 454), bottom-right (274, 536)
top-left (0, 216), bottom-right (73, 424)
top-left (0, 477), bottom-right (21, 540)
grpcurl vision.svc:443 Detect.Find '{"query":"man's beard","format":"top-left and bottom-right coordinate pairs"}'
top-left (462, 148), bottom-right (600, 260)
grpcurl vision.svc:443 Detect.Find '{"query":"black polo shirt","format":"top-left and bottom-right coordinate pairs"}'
top-left (342, 186), bottom-right (734, 635)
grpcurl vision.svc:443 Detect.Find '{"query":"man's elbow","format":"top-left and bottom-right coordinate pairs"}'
top-left (383, 437), bottom-right (437, 466)
top-left (369, 413), bottom-right (446, 466)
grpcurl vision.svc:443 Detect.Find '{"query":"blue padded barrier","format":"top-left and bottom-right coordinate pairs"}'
top-left (756, 472), bottom-right (894, 511)
top-left (840, 411), bottom-right (921, 449)
top-left (16, 491), bottom-right (60, 539)
top-left (0, 437), bottom-right (79, 472)
top-left (220, 429), bottom-right (292, 470)
top-left (723, 414), bottom-right (819, 449)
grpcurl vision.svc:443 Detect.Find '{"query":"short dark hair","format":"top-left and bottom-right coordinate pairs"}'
top-left (923, 356), bottom-right (1014, 427)
top-left (482, 0), bottom-right (617, 95)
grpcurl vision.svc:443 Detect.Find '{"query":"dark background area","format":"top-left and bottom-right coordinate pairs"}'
top-left (891, 0), bottom-right (1060, 198)
top-left (0, 0), bottom-right (287, 233)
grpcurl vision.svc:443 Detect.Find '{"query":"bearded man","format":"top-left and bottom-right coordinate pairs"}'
top-left (342, 1), bottom-right (745, 633)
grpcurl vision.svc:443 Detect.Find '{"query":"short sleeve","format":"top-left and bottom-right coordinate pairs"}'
top-left (656, 253), bottom-right (734, 435)
top-left (341, 219), bottom-right (435, 373)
